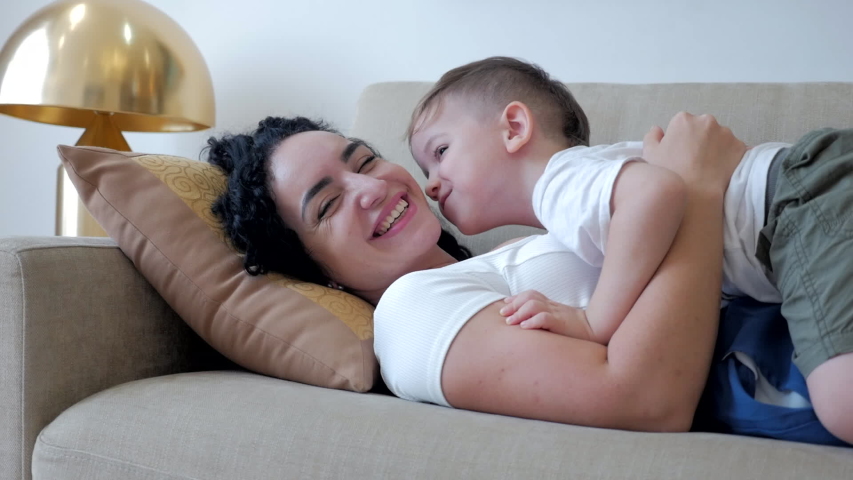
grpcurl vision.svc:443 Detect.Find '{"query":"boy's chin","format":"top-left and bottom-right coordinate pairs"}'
top-left (444, 208), bottom-right (491, 236)
top-left (455, 220), bottom-right (489, 236)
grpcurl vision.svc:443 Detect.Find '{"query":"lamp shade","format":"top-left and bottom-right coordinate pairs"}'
top-left (0, 0), bottom-right (215, 132)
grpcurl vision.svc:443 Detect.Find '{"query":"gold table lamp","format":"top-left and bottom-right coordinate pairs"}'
top-left (0, 0), bottom-right (215, 236)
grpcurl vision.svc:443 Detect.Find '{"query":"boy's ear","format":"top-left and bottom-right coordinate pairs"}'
top-left (501, 101), bottom-right (534, 154)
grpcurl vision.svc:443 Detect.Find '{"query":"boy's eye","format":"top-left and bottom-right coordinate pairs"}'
top-left (435, 146), bottom-right (447, 159)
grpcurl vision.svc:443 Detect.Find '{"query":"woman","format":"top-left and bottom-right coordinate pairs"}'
top-left (207, 113), bottom-right (744, 432)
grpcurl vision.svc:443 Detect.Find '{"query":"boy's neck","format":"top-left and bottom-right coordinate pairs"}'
top-left (506, 138), bottom-right (572, 228)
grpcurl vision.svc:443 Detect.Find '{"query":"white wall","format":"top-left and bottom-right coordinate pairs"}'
top-left (1, 0), bottom-right (852, 236)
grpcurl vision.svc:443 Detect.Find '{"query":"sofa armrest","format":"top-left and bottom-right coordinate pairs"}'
top-left (0, 236), bottom-right (231, 480)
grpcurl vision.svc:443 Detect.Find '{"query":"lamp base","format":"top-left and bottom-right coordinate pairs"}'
top-left (56, 112), bottom-right (131, 236)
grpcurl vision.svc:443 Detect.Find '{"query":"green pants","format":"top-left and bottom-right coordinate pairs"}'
top-left (756, 128), bottom-right (853, 378)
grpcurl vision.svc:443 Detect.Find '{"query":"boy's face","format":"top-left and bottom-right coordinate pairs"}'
top-left (409, 98), bottom-right (510, 235)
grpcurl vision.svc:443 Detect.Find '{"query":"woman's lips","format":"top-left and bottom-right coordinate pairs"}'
top-left (372, 195), bottom-right (416, 240)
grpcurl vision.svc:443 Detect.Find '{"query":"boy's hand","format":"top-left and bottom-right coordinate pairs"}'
top-left (500, 290), bottom-right (594, 342)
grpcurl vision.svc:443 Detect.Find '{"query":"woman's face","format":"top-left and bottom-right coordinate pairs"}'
top-left (269, 130), bottom-right (444, 297)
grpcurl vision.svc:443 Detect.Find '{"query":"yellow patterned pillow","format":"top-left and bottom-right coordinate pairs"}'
top-left (58, 146), bottom-right (376, 392)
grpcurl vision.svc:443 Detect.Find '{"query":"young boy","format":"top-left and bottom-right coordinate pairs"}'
top-left (408, 57), bottom-right (853, 378)
top-left (407, 56), bottom-right (785, 344)
top-left (406, 58), bottom-right (853, 446)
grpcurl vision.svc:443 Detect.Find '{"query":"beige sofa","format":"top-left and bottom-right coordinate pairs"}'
top-left (3, 82), bottom-right (853, 479)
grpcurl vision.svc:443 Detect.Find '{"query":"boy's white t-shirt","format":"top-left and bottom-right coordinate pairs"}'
top-left (531, 141), bottom-right (788, 304)
top-left (375, 143), bottom-right (794, 408)
top-left (374, 234), bottom-right (600, 406)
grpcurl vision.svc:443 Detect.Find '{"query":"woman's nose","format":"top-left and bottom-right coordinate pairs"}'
top-left (349, 173), bottom-right (387, 210)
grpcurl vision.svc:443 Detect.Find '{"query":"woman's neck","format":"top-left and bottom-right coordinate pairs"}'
top-left (357, 246), bottom-right (459, 306)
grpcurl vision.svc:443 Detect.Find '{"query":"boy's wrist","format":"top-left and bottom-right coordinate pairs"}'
top-left (581, 310), bottom-right (595, 342)
top-left (572, 308), bottom-right (595, 342)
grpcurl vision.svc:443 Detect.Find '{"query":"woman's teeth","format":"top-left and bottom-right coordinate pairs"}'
top-left (375, 198), bottom-right (409, 237)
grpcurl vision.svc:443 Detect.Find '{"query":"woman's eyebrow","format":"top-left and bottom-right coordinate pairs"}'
top-left (340, 139), bottom-right (367, 164)
top-left (301, 176), bottom-right (332, 221)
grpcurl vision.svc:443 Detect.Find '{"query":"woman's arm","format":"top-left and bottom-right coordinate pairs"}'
top-left (442, 113), bottom-right (746, 431)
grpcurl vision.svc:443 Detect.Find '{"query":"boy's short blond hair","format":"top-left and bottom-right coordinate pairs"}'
top-left (407, 57), bottom-right (590, 147)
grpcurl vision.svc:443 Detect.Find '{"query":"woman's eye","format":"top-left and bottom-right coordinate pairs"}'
top-left (318, 196), bottom-right (338, 220)
top-left (357, 155), bottom-right (376, 173)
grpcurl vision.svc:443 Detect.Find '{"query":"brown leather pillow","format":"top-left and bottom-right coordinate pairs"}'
top-left (58, 145), bottom-right (376, 392)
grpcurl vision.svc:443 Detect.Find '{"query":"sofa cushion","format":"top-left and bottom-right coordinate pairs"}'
top-left (33, 371), bottom-right (853, 480)
top-left (57, 146), bottom-right (376, 392)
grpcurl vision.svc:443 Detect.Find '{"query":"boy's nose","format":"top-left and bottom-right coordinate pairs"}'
top-left (425, 177), bottom-right (440, 201)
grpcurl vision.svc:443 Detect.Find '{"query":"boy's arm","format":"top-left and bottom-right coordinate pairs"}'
top-left (584, 161), bottom-right (686, 344)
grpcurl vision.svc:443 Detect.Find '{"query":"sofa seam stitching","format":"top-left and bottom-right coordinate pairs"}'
top-left (0, 243), bottom-right (118, 255)
top-left (15, 251), bottom-right (26, 480)
top-left (35, 435), bottom-right (200, 480)
top-left (0, 250), bottom-right (29, 480)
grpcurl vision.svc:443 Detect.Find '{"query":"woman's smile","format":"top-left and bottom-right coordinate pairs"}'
top-left (371, 193), bottom-right (416, 240)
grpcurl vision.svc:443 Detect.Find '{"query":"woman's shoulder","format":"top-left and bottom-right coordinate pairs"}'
top-left (376, 261), bottom-right (502, 319)
top-left (377, 263), bottom-right (465, 307)
top-left (375, 233), bottom-right (576, 322)
top-left (373, 261), bottom-right (508, 406)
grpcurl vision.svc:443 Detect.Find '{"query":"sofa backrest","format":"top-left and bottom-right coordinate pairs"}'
top-left (350, 81), bottom-right (853, 254)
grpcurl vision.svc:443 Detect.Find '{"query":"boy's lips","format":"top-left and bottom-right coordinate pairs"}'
top-left (438, 191), bottom-right (450, 212)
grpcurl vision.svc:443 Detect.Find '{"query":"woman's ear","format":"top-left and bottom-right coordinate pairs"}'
top-left (501, 101), bottom-right (534, 154)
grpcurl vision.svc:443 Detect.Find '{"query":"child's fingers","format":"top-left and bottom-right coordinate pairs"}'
top-left (506, 308), bottom-right (531, 325)
top-left (501, 292), bottom-right (533, 315)
top-left (520, 312), bottom-right (551, 329)
top-left (645, 125), bottom-right (664, 143)
top-left (499, 302), bottom-right (516, 317)
top-left (506, 314), bottom-right (524, 325)
top-left (501, 291), bottom-right (546, 316)
top-left (506, 300), bottom-right (545, 325)
top-left (512, 290), bottom-right (544, 305)
top-left (643, 125), bottom-right (664, 158)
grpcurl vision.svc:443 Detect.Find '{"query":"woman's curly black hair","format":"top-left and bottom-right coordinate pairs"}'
top-left (206, 116), bottom-right (471, 287)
